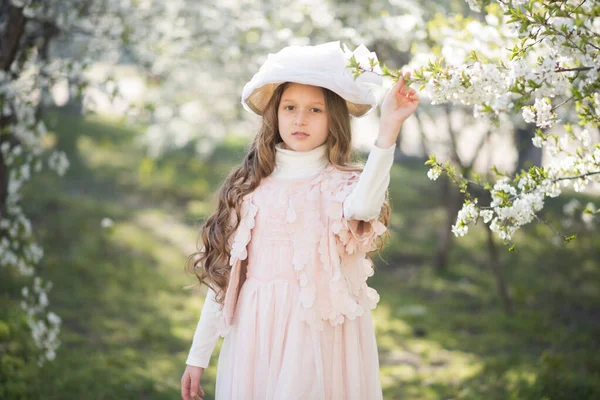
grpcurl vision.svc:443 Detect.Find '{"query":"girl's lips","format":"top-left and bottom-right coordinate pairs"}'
top-left (292, 131), bottom-right (309, 138)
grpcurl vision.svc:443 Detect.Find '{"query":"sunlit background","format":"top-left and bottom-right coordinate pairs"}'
top-left (1, 0), bottom-right (599, 399)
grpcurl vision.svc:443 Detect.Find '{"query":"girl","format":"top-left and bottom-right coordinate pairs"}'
top-left (181, 41), bottom-right (419, 400)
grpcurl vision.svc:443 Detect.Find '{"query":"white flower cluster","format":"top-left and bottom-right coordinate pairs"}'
top-left (521, 97), bottom-right (558, 128)
top-left (449, 128), bottom-right (599, 242)
top-left (412, 0), bottom-right (600, 244)
top-left (424, 57), bottom-right (571, 129)
top-left (48, 151), bottom-right (70, 177)
top-left (451, 202), bottom-right (479, 236)
top-left (426, 61), bottom-right (509, 112)
top-left (20, 278), bottom-right (62, 366)
top-left (418, 0), bottom-right (596, 130)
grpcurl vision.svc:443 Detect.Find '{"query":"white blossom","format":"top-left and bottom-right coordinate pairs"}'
top-left (582, 202), bottom-right (597, 228)
top-left (427, 165), bottom-right (442, 181)
top-left (451, 202), bottom-right (479, 237)
top-left (480, 209), bottom-right (494, 223)
top-left (522, 107), bottom-right (536, 124)
top-left (533, 97), bottom-right (557, 128)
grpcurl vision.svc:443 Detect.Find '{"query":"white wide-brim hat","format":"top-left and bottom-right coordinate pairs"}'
top-left (241, 41), bottom-right (383, 118)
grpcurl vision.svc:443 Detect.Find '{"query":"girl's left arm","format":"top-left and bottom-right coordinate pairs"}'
top-left (344, 71), bottom-right (419, 221)
top-left (343, 140), bottom-right (396, 221)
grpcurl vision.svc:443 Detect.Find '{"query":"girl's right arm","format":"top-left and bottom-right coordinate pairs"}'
top-left (181, 287), bottom-right (220, 399)
top-left (181, 364), bottom-right (205, 400)
top-left (185, 287), bottom-right (221, 367)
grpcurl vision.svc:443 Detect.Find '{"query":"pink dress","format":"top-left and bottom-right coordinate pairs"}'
top-left (214, 168), bottom-right (384, 400)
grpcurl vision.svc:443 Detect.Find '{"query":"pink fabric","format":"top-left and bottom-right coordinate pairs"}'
top-left (215, 165), bottom-right (385, 399)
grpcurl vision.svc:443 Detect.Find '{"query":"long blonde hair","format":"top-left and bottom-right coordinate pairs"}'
top-left (185, 82), bottom-right (391, 304)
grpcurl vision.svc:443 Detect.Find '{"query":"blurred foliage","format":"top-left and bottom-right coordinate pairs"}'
top-left (1, 111), bottom-right (599, 399)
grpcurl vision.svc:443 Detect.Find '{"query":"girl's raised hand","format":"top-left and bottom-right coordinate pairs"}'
top-left (380, 71), bottom-right (420, 128)
top-left (181, 365), bottom-right (205, 400)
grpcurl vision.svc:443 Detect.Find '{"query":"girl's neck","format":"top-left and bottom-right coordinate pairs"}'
top-left (271, 142), bottom-right (329, 180)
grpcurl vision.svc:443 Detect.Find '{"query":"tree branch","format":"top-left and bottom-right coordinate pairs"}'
top-left (553, 170), bottom-right (600, 182)
top-left (551, 95), bottom-right (575, 112)
top-left (533, 214), bottom-right (571, 241)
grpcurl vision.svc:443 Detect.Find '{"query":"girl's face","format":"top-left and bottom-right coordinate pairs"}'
top-left (277, 83), bottom-right (329, 152)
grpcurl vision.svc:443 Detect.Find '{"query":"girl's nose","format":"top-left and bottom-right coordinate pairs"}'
top-left (295, 110), bottom-right (308, 126)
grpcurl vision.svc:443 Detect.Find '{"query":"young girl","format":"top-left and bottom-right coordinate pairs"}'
top-left (181, 41), bottom-right (419, 400)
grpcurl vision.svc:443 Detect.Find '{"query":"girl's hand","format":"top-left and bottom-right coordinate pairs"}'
top-left (379, 71), bottom-right (420, 136)
top-left (181, 365), bottom-right (205, 400)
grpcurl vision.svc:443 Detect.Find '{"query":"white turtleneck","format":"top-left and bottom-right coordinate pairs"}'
top-left (185, 139), bottom-right (396, 368)
top-left (271, 142), bottom-right (329, 180)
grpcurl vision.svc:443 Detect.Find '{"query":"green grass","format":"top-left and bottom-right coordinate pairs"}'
top-left (1, 110), bottom-right (599, 399)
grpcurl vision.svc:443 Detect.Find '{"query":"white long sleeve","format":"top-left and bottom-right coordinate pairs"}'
top-left (185, 287), bottom-right (221, 368)
top-left (343, 141), bottom-right (396, 221)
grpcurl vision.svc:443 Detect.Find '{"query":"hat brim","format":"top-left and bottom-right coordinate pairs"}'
top-left (245, 82), bottom-right (374, 118)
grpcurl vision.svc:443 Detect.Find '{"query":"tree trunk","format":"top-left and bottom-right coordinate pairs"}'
top-left (433, 176), bottom-right (462, 271)
top-left (0, 5), bottom-right (26, 71)
top-left (414, 109), bottom-right (430, 158)
top-left (515, 125), bottom-right (542, 174)
top-left (0, 5), bottom-right (26, 210)
top-left (486, 224), bottom-right (514, 315)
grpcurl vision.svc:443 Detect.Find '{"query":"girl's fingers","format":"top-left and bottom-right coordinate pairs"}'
top-left (398, 90), bottom-right (417, 100)
top-left (395, 72), bottom-right (413, 89)
top-left (191, 379), bottom-right (202, 399)
top-left (391, 71), bottom-right (415, 99)
top-left (181, 374), bottom-right (191, 400)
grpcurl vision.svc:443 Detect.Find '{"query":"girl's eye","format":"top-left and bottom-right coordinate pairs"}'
top-left (283, 106), bottom-right (322, 112)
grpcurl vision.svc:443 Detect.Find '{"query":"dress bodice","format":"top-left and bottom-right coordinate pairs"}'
top-left (246, 174), bottom-right (322, 283)
top-left (221, 165), bottom-right (386, 331)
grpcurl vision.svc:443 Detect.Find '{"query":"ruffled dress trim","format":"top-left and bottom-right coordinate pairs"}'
top-left (315, 166), bottom-right (386, 327)
top-left (219, 193), bottom-right (258, 335)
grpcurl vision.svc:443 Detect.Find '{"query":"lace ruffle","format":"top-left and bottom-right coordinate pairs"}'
top-left (317, 167), bottom-right (386, 326)
top-left (229, 196), bottom-right (258, 265)
top-left (221, 194), bottom-right (258, 328)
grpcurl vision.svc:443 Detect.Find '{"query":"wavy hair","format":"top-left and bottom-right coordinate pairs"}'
top-left (185, 82), bottom-right (391, 304)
